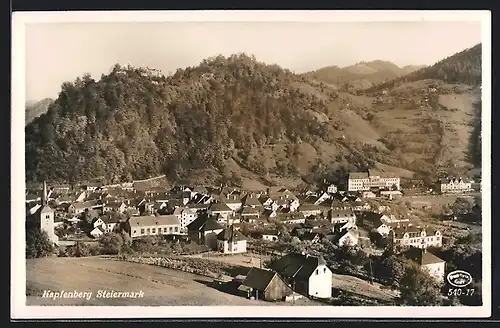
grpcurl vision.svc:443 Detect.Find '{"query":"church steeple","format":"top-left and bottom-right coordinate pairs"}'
top-left (42, 181), bottom-right (47, 205)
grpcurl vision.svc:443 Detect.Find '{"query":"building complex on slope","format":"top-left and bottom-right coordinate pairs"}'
top-left (347, 170), bottom-right (400, 192)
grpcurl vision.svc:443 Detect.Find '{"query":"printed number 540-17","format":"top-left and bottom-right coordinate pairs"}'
top-left (447, 288), bottom-right (474, 297)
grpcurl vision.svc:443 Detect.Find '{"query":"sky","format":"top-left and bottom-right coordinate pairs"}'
top-left (25, 21), bottom-right (482, 101)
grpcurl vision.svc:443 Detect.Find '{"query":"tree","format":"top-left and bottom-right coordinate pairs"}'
top-left (441, 243), bottom-right (482, 281)
top-left (82, 209), bottom-right (99, 226)
top-left (131, 235), bottom-right (156, 254)
top-left (279, 230), bottom-right (291, 243)
top-left (452, 197), bottom-right (473, 215)
top-left (399, 263), bottom-right (442, 306)
top-left (26, 227), bottom-right (55, 259)
top-left (441, 204), bottom-right (453, 216)
top-left (120, 229), bottom-right (132, 246)
top-left (239, 222), bottom-right (251, 237)
top-left (171, 240), bottom-right (183, 254)
top-left (99, 232), bottom-right (124, 254)
top-left (336, 245), bottom-right (367, 269)
top-left (377, 254), bottom-right (407, 287)
top-left (69, 241), bottom-right (90, 257)
top-left (54, 225), bottom-right (67, 238)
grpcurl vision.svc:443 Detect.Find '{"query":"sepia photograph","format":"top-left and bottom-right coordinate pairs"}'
top-left (12, 10), bottom-right (491, 319)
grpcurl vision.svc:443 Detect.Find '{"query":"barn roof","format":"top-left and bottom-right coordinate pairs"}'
top-left (240, 267), bottom-right (277, 292)
top-left (271, 253), bottom-right (326, 281)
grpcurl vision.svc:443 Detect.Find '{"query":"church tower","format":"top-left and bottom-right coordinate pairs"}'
top-left (42, 181), bottom-right (48, 205)
top-left (38, 181), bottom-right (58, 245)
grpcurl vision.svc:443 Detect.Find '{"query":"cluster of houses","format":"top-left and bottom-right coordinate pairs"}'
top-left (373, 84), bottom-right (441, 109)
top-left (26, 175), bottom-right (450, 298)
top-left (27, 177), bottom-right (441, 251)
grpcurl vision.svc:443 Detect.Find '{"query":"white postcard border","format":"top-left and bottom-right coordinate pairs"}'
top-left (11, 10), bottom-right (492, 319)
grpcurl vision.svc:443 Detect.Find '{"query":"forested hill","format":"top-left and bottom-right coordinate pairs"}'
top-left (26, 54), bottom-right (351, 184)
top-left (367, 43), bottom-right (482, 92)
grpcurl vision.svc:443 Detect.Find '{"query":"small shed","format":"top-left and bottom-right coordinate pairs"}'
top-left (238, 267), bottom-right (293, 302)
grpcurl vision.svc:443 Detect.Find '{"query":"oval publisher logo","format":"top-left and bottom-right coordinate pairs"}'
top-left (446, 270), bottom-right (473, 288)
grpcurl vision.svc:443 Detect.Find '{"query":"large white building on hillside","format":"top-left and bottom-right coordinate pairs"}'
top-left (389, 226), bottom-right (442, 249)
top-left (347, 170), bottom-right (400, 192)
top-left (437, 177), bottom-right (473, 194)
top-left (127, 215), bottom-right (181, 238)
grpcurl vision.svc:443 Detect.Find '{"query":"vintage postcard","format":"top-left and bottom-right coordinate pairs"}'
top-left (12, 10), bottom-right (491, 319)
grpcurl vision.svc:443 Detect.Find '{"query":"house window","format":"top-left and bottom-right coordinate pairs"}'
top-left (152, 228), bottom-right (156, 233)
top-left (315, 269), bottom-right (318, 275)
top-left (169, 227), bottom-right (173, 232)
top-left (133, 230), bottom-right (137, 234)
top-left (323, 268), bottom-right (326, 273)
top-left (146, 228), bottom-right (150, 234)
top-left (163, 227), bottom-right (167, 233)
top-left (174, 227), bottom-right (179, 232)
top-left (141, 229), bottom-right (145, 234)
top-left (45, 215), bottom-right (50, 219)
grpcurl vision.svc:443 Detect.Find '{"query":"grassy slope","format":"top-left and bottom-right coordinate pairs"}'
top-left (220, 77), bottom-right (478, 188)
top-left (27, 256), bottom-right (394, 306)
top-left (26, 257), bottom-right (284, 306)
top-left (186, 253), bottom-right (396, 302)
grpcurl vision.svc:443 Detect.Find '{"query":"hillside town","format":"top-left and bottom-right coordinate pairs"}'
top-left (25, 168), bottom-right (480, 305)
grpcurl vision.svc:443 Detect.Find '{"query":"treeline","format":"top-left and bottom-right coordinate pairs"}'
top-left (26, 54), bottom-right (342, 184)
top-left (468, 100), bottom-right (482, 167)
top-left (367, 43), bottom-right (482, 92)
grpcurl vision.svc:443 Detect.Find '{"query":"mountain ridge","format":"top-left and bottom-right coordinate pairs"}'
top-left (25, 98), bottom-right (54, 125)
top-left (25, 46), bottom-right (481, 189)
top-left (302, 60), bottom-right (428, 90)
top-left (366, 43), bottom-right (482, 92)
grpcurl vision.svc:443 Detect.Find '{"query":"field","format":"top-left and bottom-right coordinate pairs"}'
top-left (26, 257), bottom-right (319, 306)
top-left (400, 193), bottom-right (478, 208)
top-left (397, 194), bottom-right (482, 239)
